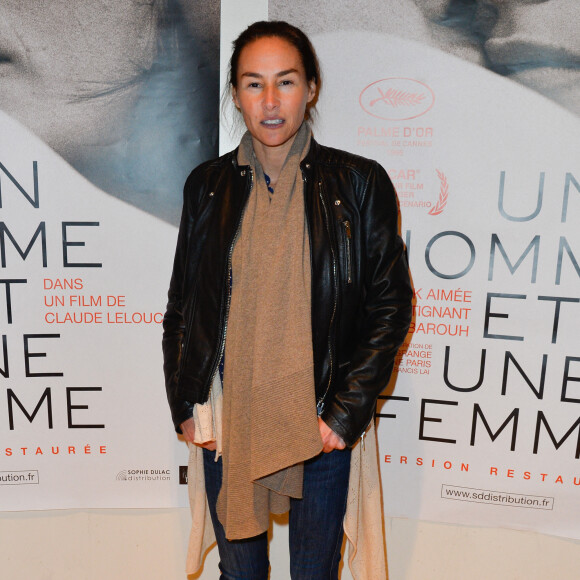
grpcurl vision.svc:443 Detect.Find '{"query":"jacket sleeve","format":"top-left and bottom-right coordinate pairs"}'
top-left (320, 162), bottom-right (413, 446)
top-left (162, 173), bottom-right (197, 433)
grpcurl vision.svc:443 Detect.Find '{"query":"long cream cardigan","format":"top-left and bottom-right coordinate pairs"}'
top-left (185, 372), bottom-right (388, 579)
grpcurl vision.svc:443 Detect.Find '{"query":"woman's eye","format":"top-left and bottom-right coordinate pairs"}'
top-left (280, 79), bottom-right (293, 86)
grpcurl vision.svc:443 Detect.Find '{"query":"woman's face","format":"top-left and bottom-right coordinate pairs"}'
top-left (0, 0), bottom-right (161, 161)
top-left (232, 36), bottom-right (316, 157)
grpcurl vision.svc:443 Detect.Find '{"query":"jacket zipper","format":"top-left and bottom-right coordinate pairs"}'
top-left (342, 220), bottom-right (352, 284)
top-left (206, 167), bottom-right (253, 398)
top-left (316, 178), bottom-right (338, 416)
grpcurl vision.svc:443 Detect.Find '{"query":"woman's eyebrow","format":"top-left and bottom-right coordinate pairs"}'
top-left (240, 68), bottom-right (300, 79)
top-left (276, 68), bottom-right (299, 77)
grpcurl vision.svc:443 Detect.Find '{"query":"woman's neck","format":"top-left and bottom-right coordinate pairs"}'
top-left (251, 134), bottom-right (298, 189)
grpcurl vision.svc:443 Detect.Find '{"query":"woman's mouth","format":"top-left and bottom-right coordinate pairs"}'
top-left (262, 119), bottom-right (284, 126)
top-left (0, 36), bottom-right (22, 70)
top-left (484, 38), bottom-right (580, 76)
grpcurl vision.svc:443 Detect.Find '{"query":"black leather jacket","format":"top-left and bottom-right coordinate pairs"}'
top-left (163, 138), bottom-right (412, 447)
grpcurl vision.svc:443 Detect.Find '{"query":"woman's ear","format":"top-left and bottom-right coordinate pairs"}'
top-left (232, 87), bottom-right (240, 109)
top-left (307, 80), bottom-right (316, 103)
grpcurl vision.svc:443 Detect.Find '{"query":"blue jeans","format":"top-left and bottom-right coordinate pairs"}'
top-left (203, 447), bottom-right (352, 580)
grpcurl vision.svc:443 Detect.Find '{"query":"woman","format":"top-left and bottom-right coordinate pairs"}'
top-left (163, 21), bottom-right (412, 579)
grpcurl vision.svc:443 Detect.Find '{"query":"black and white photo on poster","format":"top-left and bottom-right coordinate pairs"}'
top-left (0, 0), bottom-right (221, 510)
top-left (269, 0), bottom-right (580, 541)
top-left (1, 0), bottom-right (220, 224)
top-left (270, 0), bottom-right (580, 117)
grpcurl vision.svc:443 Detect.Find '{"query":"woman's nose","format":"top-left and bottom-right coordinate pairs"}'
top-left (263, 85), bottom-right (279, 109)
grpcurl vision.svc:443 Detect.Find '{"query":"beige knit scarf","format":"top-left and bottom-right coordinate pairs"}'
top-left (217, 122), bottom-right (322, 540)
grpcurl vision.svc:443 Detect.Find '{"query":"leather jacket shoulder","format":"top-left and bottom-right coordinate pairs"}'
top-left (163, 137), bottom-right (412, 446)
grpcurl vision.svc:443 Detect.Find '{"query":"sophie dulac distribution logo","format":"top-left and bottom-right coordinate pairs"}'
top-left (359, 78), bottom-right (435, 121)
top-left (116, 468), bottom-right (170, 481)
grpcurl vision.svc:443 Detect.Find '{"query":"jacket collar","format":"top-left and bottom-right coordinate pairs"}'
top-left (229, 136), bottom-right (320, 172)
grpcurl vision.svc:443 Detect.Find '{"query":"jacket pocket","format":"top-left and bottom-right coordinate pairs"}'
top-left (341, 220), bottom-right (353, 284)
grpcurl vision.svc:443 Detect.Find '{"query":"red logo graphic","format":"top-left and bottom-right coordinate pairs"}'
top-left (429, 170), bottom-right (449, 216)
top-left (360, 78), bottom-right (435, 121)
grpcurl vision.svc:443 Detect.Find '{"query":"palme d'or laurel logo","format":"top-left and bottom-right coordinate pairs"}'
top-left (359, 78), bottom-right (435, 121)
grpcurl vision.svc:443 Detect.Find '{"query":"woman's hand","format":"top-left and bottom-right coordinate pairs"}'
top-left (318, 417), bottom-right (346, 453)
top-left (180, 417), bottom-right (217, 451)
